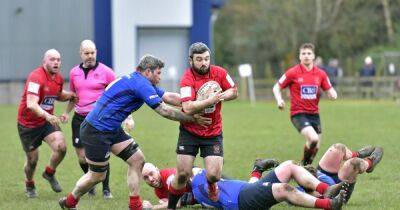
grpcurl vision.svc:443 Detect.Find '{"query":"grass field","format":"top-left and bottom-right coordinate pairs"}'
top-left (0, 100), bottom-right (399, 210)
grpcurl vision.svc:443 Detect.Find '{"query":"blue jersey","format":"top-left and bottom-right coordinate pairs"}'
top-left (192, 170), bottom-right (247, 210)
top-left (86, 72), bottom-right (164, 131)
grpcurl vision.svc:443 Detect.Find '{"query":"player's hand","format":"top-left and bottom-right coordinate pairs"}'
top-left (59, 113), bottom-right (69, 124)
top-left (123, 117), bottom-right (135, 132)
top-left (207, 90), bottom-right (223, 105)
top-left (277, 99), bottom-right (285, 110)
top-left (70, 93), bottom-right (79, 103)
top-left (142, 200), bottom-right (153, 209)
top-left (44, 113), bottom-right (61, 126)
top-left (193, 114), bottom-right (212, 127)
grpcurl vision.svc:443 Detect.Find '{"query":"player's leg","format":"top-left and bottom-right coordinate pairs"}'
top-left (319, 143), bottom-right (354, 174)
top-left (113, 138), bottom-right (145, 210)
top-left (271, 183), bottom-right (346, 209)
top-left (24, 149), bottom-right (39, 198)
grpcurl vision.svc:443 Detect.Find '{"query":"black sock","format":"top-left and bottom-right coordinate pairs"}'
top-left (102, 167), bottom-right (110, 191)
top-left (79, 163), bottom-right (89, 173)
top-left (167, 193), bottom-right (182, 209)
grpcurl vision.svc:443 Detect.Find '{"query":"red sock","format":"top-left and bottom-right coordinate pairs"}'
top-left (251, 171), bottom-right (262, 179)
top-left (314, 198), bottom-right (331, 209)
top-left (66, 193), bottom-right (79, 208)
top-left (351, 151), bottom-right (359, 158)
top-left (316, 182), bottom-right (329, 194)
top-left (25, 180), bottom-right (35, 187)
top-left (45, 166), bottom-right (56, 176)
top-left (365, 158), bottom-right (373, 170)
top-left (129, 195), bottom-right (142, 210)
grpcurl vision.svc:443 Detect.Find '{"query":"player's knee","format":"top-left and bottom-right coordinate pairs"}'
top-left (348, 158), bottom-right (363, 172)
top-left (332, 143), bottom-right (346, 153)
top-left (276, 183), bottom-right (296, 198)
top-left (176, 171), bottom-right (190, 185)
top-left (206, 174), bottom-right (220, 183)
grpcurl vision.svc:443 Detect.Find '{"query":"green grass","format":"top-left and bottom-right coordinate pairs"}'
top-left (0, 100), bottom-right (399, 209)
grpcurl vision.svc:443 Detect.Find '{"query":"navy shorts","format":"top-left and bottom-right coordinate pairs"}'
top-left (176, 126), bottom-right (223, 158)
top-left (81, 120), bottom-right (133, 162)
top-left (290, 113), bottom-right (322, 134)
top-left (71, 113), bottom-right (86, 148)
top-left (238, 171), bottom-right (280, 209)
top-left (17, 122), bottom-right (61, 152)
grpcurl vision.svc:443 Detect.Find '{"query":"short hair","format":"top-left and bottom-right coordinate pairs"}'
top-left (189, 42), bottom-right (210, 58)
top-left (137, 54), bottom-right (164, 72)
top-left (299, 43), bottom-right (315, 53)
top-left (80, 39), bottom-right (96, 52)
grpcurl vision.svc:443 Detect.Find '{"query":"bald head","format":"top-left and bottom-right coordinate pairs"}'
top-left (142, 163), bottom-right (161, 188)
top-left (42, 49), bottom-right (61, 75)
top-left (80, 40), bottom-right (97, 68)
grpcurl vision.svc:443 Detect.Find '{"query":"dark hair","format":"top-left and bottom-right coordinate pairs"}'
top-left (189, 42), bottom-right (210, 58)
top-left (299, 43), bottom-right (315, 53)
top-left (137, 54), bottom-right (164, 72)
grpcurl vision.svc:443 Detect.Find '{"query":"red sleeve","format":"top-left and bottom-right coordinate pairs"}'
top-left (320, 71), bottom-right (332, 90)
top-left (278, 68), bottom-right (295, 89)
top-left (219, 68), bottom-right (236, 91)
top-left (180, 72), bottom-right (196, 102)
top-left (69, 70), bottom-right (75, 92)
top-left (26, 72), bottom-right (42, 96)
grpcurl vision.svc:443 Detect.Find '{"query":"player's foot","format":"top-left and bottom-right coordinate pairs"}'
top-left (208, 183), bottom-right (219, 202)
top-left (103, 190), bottom-right (113, 199)
top-left (59, 197), bottom-right (77, 210)
top-left (252, 158), bottom-right (280, 174)
top-left (330, 190), bottom-right (347, 210)
top-left (357, 146), bottom-right (375, 158)
top-left (88, 187), bottom-right (96, 197)
top-left (25, 186), bottom-right (38, 198)
top-left (324, 182), bottom-right (349, 199)
top-left (42, 172), bottom-right (62, 193)
top-left (366, 147), bottom-right (384, 173)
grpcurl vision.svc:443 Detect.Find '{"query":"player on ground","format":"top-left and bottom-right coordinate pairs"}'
top-left (17, 49), bottom-right (76, 198)
top-left (168, 42), bottom-right (238, 208)
top-left (59, 54), bottom-right (211, 210)
top-left (273, 43), bottom-right (337, 165)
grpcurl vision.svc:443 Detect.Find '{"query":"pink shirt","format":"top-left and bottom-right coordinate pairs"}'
top-left (69, 62), bottom-right (116, 115)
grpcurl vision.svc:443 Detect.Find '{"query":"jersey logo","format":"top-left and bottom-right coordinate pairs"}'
top-left (149, 94), bottom-right (158, 99)
top-left (40, 96), bottom-right (57, 110)
top-left (262, 182), bottom-right (270, 187)
top-left (74, 138), bottom-right (80, 144)
top-left (300, 85), bottom-right (317, 99)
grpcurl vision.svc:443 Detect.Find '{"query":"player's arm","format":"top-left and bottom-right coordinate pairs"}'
top-left (154, 102), bottom-right (211, 126)
top-left (60, 100), bottom-right (75, 123)
top-left (26, 94), bottom-right (60, 126)
top-left (58, 90), bottom-right (77, 102)
top-left (220, 86), bottom-right (238, 101)
top-left (272, 83), bottom-right (285, 110)
top-left (181, 93), bottom-right (223, 115)
top-left (325, 87), bottom-right (337, 100)
top-left (162, 92), bottom-right (182, 107)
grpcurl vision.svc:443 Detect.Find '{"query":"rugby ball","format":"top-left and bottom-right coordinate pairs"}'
top-left (196, 81), bottom-right (222, 101)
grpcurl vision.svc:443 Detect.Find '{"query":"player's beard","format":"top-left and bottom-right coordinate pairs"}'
top-left (193, 64), bottom-right (210, 75)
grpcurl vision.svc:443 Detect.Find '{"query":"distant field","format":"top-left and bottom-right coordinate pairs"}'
top-left (0, 100), bottom-right (399, 209)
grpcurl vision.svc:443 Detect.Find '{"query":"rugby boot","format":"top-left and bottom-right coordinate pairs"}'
top-left (324, 182), bottom-right (349, 199)
top-left (25, 185), bottom-right (38, 198)
top-left (59, 197), bottom-right (77, 210)
top-left (330, 190), bottom-right (347, 210)
top-left (356, 146), bottom-right (375, 158)
top-left (252, 158), bottom-right (280, 174)
top-left (366, 147), bottom-right (384, 173)
top-left (88, 187), bottom-right (96, 197)
top-left (103, 190), bottom-right (113, 199)
top-left (208, 183), bottom-right (219, 202)
top-left (42, 172), bottom-right (62, 192)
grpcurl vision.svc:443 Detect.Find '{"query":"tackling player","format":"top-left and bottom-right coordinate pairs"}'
top-left (273, 43), bottom-right (337, 165)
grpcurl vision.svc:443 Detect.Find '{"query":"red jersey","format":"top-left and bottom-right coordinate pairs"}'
top-left (180, 65), bottom-right (235, 137)
top-left (278, 64), bottom-right (331, 116)
top-left (154, 168), bottom-right (176, 199)
top-left (17, 67), bottom-right (64, 128)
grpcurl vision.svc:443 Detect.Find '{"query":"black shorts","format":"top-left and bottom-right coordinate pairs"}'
top-left (290, 113), bottom-right (322, 134)
top-left (176, 127), bottom-right (223, 158)
top-left (71, 112), bottom-right (86, 148)
top-left (17, 122), bottom-right (61, 152)
top-left (80, 120), bottom-right (133, 163)
top-left (238, 171), bottom-right (280, 210)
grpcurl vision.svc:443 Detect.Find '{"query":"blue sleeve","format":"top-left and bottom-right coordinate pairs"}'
top-left (137, 83), bottom-right (163, 109)
top-left (154, 86), bottom-right (165, 98)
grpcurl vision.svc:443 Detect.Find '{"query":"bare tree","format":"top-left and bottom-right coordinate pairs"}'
top-left (381, 0), bottom-right (394, 42)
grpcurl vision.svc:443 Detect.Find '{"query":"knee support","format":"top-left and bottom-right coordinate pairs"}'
top-left (117, 142), bottom-right (139, 161)
top-left (89, 163), bottom-right (109, 173)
